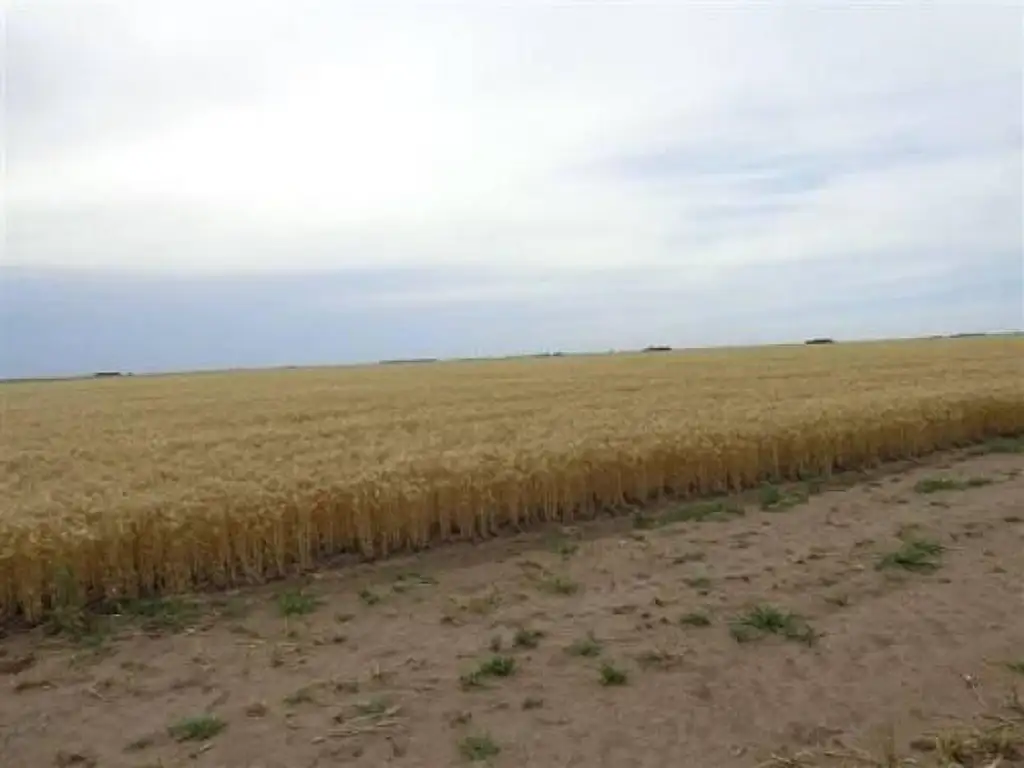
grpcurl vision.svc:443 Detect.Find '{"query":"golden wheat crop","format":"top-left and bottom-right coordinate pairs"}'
top-left (1, 338), bottom-right (1022, 622)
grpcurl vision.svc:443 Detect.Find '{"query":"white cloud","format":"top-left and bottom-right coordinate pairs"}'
top-left (9, 1), bottom-right (1019, 273)
top-left (2, 1), bottom-right (1021, 376)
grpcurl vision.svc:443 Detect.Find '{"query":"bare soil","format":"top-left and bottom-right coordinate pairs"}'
top-left (2, 449), bottom-right (1022, 768)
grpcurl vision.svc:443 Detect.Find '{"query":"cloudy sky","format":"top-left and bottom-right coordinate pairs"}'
top-left (3, 2), bottom-right (1022, 377)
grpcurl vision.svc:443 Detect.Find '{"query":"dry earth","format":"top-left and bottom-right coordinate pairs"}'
top-left (2, 448), bottom-right (1022, 768)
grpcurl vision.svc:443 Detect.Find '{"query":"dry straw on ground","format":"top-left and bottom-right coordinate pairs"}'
top-left (2, 338), bottom-right (1022, 622)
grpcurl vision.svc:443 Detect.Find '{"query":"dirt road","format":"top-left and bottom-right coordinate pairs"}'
top-left (2, 448), bottom-right (1022, 767)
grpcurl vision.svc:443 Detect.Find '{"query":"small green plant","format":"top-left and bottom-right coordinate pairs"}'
top-left (803, 477), bottom-right (827, 495)
top-left (679, 611), bottom-right (712, 627)
top-left (283, 685), bottom-right (317, 705)
top-left (975, 436), bottom-right (1024, 454)
top-left (566, 632), bottom-right (602, 657)
top-left (599, 662), bottom-right (628, 686)
top-left (546, 533), bottom-right (580, 557)
top-left (759, 485), bottom-right (783, 508)
top-left (636, 649), bottom-right (681, 670)
top-left (914, 476), bottom-right (962, 493)
top-left (537, 574), bottom-right (579, 595)
top-left (111, 596), bottom-right (201, 632)
top-left (358, 588), bottom-right (382, 606)
top-left (914, 475), bottom-right (990, 494)
top-left (877, 538), bottom-right (944, 572)
top-left (277, 589), bottom-right (320, 617)
top-left (1006, 660), bottom-right (1024, 675)
top-left (459, 733), bottom-right (500, 761)
top-left (685, 576), bottom-right (712, 590)
top-left (558, 541), bottom-right (580, 557)
top-left (759, 484), bottom-right (810, 511)
top-left (730, 605), bottom-right (818, 646)
top-left (635, 499), bottom-right (744, 529)
top-left (460, 655), bottom-right (517, 689)
top-left (478, 655), bottom-right (516, 677)
top-left (394, 571), bottom-right (438, 587)
top-left (45, 567), bottom-right (95, 641)
top-left (668, 499), bottom-right (744, 523)
top-left (458, 671), bottom-right (485, 689)
top-left (512, 627), bottom-right (544, 649)
top-left (353, 696), bottom-right (391, 716)
top-left (489, 635), bottom-right (503, 652)
top-left (167, 714), bottom-right (226, 742)
top-left (672, 551), bottom-right (706, 564)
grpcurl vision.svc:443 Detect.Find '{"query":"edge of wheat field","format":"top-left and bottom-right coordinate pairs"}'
top-left (2, 343), bottom-right (1022, 625)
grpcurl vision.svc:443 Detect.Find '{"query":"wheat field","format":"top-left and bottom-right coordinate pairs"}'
top-left (2, 338), bottom-right (1022, 622)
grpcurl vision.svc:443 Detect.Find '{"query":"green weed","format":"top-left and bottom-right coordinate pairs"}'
top-left (566, 632), bottom-right (602, 658)
top-left (877, 538), bottom-right (944, 572)
top-left (678, 611), bottom-right (712, 627)
top-left (599, 662), bottom-right (628, 686)
top-left (168, 714), bottom-right (226, 742)
top-left (459, 733), bottom-right (500, 761)
top-left (276, 589), bottom-right (320, 617)
top-left (730, 604), bottom-right (818, 646)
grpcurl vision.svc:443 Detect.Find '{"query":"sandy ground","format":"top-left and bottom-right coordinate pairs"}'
top-left (2, 448), bottom-right (1022, 768)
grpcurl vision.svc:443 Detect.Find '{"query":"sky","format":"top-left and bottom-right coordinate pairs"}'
top-left (3, 1), bottom-right (1022, 378)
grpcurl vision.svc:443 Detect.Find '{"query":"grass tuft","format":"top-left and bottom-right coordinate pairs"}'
top-left (358, 587), bottom-right (382, 606)
top-left (635, 649), bottom-right (682, 670)
top-left (512, 627), bottom-right (544, 649)
top-left (459, 733), bottom-right (500, 761)
top-left (635, 499), bottom-right (744, 529)
top-left (460, 655), bottom-right (517, 689)
top-left (536, 574), bottom-right (580, 595)
top-left (730, 604), bottom-right (819, 646)
top-left (108, 596), bottom-right (201, 632)
top-left (877, 537), bottom-right (944, 572)
top-left (479, 655), bottom-right (516, 676)
top-left (167, 714), bottom-right (226, 742)
top-left (685, 576), bottom-right (712, 590)
top-left (759, 484), bottom-right (810, 511)
top-left (277, 589), bottom-right (320, 617)
top-left (972, 435), bottom-right (1024, 454)
top-left (283, 685), bottom-right (318, 705)
top-left (353, 696), bottom-right (391, 716)
top-left (599, 662), bottom-right (629, 686)
top-left (914, 475), bottom-right (992, 494)
top-left (678, 611), bottom-right (712, 627)
top-left (566, 632), bottom-right (602, 658)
